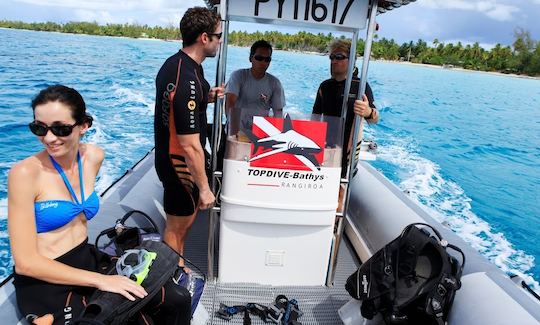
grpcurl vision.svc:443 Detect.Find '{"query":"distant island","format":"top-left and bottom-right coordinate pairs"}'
top-left (1, 20), bottom-right (539, 77)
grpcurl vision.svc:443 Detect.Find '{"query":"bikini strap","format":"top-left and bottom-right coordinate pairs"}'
top-left (49, 152), bottom-right (85, 204)
top-left (77, 153), bottom-right (85, 204)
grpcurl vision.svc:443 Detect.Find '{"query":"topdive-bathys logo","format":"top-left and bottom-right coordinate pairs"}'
top-left (244, 114), bottom-right (327, 171)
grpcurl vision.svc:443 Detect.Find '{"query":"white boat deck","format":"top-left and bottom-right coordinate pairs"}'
top-left (113, 151), bottom-right (361, 324)
top-left (185, 209), bottom-right (359, 324)
top-left (96, 150), bottom-right (361, 324)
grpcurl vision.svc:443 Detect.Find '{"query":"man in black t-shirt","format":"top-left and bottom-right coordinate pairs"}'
top-left (313, 39), bottom-right (379, 178)
top-left (154, 7), bottom-right (224, 256)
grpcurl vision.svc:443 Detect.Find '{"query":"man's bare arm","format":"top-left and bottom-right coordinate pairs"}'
top-left (272, 107), bottom-right (283, 118)
top-left (225, 93), bottom-right (240, 135)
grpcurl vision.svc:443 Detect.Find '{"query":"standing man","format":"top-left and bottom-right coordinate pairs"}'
top-left (154, 7), bottom-right (223, 256)
top-left (225, 40), bottom-right (285, 136)
top-left (313, 39), bottom-right (379, 178)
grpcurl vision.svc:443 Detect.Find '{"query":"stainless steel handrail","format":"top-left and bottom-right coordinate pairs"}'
top-left (327, 0), bottom-right (379, 286)
top-left (208, 1), bottom-right (229, 282)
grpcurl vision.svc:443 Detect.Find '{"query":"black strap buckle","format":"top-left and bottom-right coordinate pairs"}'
top-left (266, 304), bottom-right (284, 323)
top-left (171, 266), bottom-right (185, 285)
top-left (216, 303), bottom-right (245, 321)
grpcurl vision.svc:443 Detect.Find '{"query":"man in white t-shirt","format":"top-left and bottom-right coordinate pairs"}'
top-left (225, 40), bottom-right (286, 135)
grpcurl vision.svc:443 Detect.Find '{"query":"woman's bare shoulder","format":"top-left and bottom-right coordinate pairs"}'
top-left (9, 154), bottom-right (44, 180)
top-left (80, 143), bottom-right (104, 165)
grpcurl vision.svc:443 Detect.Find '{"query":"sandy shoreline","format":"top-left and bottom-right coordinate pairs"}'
top-left (377, 59), bottom-right (540, 80)
top-left (3, 28), bottom-right (538, 80)
top-left (260, 43), bottom-right (540, 80)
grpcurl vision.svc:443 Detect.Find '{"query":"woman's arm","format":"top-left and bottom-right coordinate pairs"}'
top-left (7, 159), bottom-right (146, 301)
top-left (81, 143), bottom-right (105, 176)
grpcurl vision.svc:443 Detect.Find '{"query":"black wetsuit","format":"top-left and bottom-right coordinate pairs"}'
top-left (154, 50), bottom-right (210, 216)
top-left (313, 77), bottom-right (375, 176)
top-left (14, 240), bottom-right (97, 324)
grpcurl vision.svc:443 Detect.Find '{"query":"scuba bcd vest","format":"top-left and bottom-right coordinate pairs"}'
top-left (345, 223), bottom-right (465, 325)
top-left (74, 210), bottom-right (206, 324)
top-left (75, 240), bottom-right (180, 325)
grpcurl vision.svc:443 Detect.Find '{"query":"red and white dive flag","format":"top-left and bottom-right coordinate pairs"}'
top-left (245, 115), bottom-right (327, 171)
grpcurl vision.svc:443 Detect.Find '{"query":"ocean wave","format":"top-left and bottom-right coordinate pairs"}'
top-left (0, 198), bottom-right (11, 280)
top-left (376, 136), bottom-right (540, 293)
top-left (111, 83), bottom-right (154, 115)
top-left (95, 159), bottom-right (120, 195)
top-left (285, 105), bottom-right (310, 120)
top-left (0, 123), bottom-right (28, 136)
top-left (85, 114), bottom-right (109, 145)
top-left (0, 198), bottom-right (6, 225)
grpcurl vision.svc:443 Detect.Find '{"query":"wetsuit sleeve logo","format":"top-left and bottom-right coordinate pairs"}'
top-left (187, 100), bottom-right (197, 111)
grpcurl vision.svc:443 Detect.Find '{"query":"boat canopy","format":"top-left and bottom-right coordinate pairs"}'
top-left (203, 0), bottom-right (418, 283)
top-left (204, 0), bottom-right (417, 15)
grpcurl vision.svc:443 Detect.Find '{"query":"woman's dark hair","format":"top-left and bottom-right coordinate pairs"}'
top-left (180, 7), bottom-right (221, 47)
top-left (250, 40), bottom-right (273, 57)
top-left (31, 85), bottom-right (93, 127)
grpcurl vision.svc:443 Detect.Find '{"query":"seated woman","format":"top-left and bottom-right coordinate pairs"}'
top-left (8, 85), bottom-right (190, 325)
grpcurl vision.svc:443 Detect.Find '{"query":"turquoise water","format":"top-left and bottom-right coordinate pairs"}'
top-left (0, 29), bottom-right (539, 291)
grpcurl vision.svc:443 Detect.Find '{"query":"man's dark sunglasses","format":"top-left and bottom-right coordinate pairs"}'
top-left (329, 54), bottom-right (348, 61)
top-left (207, 32), bottom-right (222, 40)
top-left (253, 55), bottom-right (272, 63)
top-left (29, 121), bottom-right (79, 137)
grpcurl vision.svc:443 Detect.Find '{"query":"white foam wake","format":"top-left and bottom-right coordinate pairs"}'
top-left (0, 198), bottom-right (7, 233)
top-left (112, 83), bottom-right (154, 115)
top-left (376, 136), bottom-right (540, 294)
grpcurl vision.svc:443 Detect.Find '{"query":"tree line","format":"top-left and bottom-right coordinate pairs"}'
top-left (1, 20), bottom-right (538, 76)
top-left (0, 20), bottom-right (178, 40)
top-left (229, 29), bottom-right (540, 76)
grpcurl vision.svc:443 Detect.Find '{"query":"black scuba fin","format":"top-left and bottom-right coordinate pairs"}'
top-left (74, 240), bottom-right (180, 325)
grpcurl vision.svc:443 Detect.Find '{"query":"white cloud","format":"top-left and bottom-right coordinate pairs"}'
top-left (158, 13), bottom-right (184, 27)
top-left (13, 0), bottom-right (199, 11)
top-left (73, 9), bottom-right (114, 23)
top-left (400, 14), bottom-right (439, 39)
top-left (444, 39), bottom-right (499, 50)
top-left (419, 0), bottom-right (520, 22)
top-left (6, 0), bottom-right (203, 26)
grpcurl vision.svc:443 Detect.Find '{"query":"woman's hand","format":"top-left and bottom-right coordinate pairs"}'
top-left (32, 314), bottom-right (54, 325)
top-left (96, 274), bottom-right (148, 301)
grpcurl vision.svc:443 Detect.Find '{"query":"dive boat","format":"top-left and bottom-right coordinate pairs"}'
top-left (1, 0), bottom-right (540, 324)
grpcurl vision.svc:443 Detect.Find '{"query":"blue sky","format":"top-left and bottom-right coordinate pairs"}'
top-left (1, 0), bottom-right (539, 48)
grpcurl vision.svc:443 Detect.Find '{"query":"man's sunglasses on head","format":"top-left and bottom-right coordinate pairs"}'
top-left (329, 54), bottom-right (348, 61)
top-left (253, 55), bottom-right (272, 62)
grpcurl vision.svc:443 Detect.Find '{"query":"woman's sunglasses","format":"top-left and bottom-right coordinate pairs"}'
top-left (329, 54), bottom-right (348, 61)
top-left (29, 121), bottom-right (79, 137)
top-left (253, 55), bottom-right (272, 63)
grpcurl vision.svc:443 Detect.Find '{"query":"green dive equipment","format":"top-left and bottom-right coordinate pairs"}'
top-left (115, 249), bottom-right (157, 285)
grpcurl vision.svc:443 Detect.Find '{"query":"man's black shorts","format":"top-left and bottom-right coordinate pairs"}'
top-left (163, 178), bottom-right (200, 217)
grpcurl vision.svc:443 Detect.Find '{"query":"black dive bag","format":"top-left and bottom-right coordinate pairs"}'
top-left (345, 223), bottom-right (465, 325)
